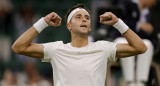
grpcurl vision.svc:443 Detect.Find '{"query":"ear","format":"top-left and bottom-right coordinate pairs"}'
top-left (66, 23), bottom-right (71, 31)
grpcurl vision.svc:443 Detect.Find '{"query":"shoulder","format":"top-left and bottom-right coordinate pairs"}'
top-left (43, 41), bottom-right (63, 46)
top-left (96, 40), bottom-right (114, 44)
top-left (95, 40), bottom-right (117, 47)
top-left (93, 41), bottom-right (117, 55)
top-left (42, 41), bottom-right (64, 51)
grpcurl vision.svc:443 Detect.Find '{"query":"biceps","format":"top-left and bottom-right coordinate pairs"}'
top-left (116, 43), bottom-right (138, 58)
top-left (23, 44), bottom-right (44, 58)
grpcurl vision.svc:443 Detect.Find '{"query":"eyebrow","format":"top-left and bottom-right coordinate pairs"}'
top-left (75, 14), bottom-right (81, 17)
top-left (85, 15), bottom-right (90, 18)
top-left (75, 14), bottom-right (90, 17)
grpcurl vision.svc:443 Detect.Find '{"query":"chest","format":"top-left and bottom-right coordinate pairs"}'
top-left (51, 48), bottom-right (108, 71)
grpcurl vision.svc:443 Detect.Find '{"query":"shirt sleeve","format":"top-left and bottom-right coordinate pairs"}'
top-left (41, 41), bottom-right (62, 63)
top-left (98, 41), bottom-right (118, 62)
top-left (107, 42), bottom-right (118, 62)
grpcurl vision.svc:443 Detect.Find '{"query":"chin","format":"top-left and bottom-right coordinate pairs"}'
top-left (81, 30), bottom-right (89, 34)
top-left (79, 31), bottom-right (89, 35)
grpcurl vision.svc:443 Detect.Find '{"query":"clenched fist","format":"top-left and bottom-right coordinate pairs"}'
top-left (44, 12), bottom-right (62, 26)
top-left (100, 12), bottom-right (119, 25)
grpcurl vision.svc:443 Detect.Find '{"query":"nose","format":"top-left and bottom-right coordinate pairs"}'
top-left (82, 17), bottom-right (86, 22)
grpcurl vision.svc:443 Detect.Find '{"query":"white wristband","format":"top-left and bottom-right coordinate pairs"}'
top-left (113, 19), bottom-right (129, 34)
top-left (33, 17), bottom-right (48, 33)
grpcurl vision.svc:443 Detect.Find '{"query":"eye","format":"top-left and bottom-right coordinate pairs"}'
top-left (86, 17), bottom-right (90, 20)
top-left (76, 16), bottom-right (81, 18)
top-left (85, 15), bottom-right (90, 20)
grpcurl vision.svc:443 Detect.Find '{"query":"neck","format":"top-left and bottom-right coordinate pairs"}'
top-left (71, 33), bottom-right (88, 48)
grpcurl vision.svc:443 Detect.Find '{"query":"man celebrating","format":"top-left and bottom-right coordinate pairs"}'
top-left (12, 4), bottom-right (147, 86)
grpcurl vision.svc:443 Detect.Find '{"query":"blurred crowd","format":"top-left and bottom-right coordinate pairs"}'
top-left (0, 0), bottom-right (53, 85)
top-left (92, 0), bottom-right (160, 86)
top-left (0, 0), bottom-right (160, 86)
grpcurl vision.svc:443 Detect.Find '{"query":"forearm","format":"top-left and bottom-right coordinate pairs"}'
top-left (113, 19), bottom-right (147, 57)
top-left (12, 12), bottom-right (61, 58)
top-left (100, 12), bottom-right (147, 57)
top-left (12, 17), bottom-right (48, 53)
top-left (12, 27), bottom-right (38, 53)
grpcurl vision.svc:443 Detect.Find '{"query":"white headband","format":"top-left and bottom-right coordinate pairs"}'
top-left (67, 8), bottom-right (89, 23)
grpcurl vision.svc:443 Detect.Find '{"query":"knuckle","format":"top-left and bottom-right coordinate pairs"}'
top-left (52, 12), bottom-right (55, 14)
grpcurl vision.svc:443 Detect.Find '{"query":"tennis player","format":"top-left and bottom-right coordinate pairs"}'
top-left (12, 4), bottom-right (147, 86)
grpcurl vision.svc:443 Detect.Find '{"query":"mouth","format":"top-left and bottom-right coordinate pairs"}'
top-left (80, 25), bottom-right (87, 28)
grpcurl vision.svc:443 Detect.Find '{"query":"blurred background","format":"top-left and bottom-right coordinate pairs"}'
top-left (0, 0), bottom-right (160, 86)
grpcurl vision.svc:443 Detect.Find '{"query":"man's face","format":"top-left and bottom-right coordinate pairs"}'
top-left (68, 10), bottom-right (91, 35)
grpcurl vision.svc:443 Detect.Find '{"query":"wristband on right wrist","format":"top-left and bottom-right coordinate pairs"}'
top-left (33, 17), bottom-right (48, 33)
top-left (113, 19), bottom-right (129, 34)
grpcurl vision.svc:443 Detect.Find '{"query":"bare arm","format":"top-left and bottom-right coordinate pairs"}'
top-left (116, 28), bottom-right (147, 57)
top-left (100, 12), bottom-right (147, 58)
top-left (12, 27), bottom-right (44, 58)
top-left (12, 12), bottom-right (62, 58)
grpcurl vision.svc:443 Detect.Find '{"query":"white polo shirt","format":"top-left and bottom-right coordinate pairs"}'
top-left (42, 41), bottom-right (117, 86)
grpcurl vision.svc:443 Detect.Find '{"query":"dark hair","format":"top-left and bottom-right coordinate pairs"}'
top-left (64, 4), bottom-right (91, 23)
